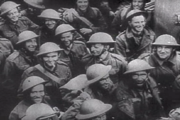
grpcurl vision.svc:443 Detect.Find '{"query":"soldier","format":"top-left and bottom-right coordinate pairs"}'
top-left (111, 0), bottom-right (149, 35)
top-left (23, 0), bottom-right (46, 25)
top-left (55, 24), bottom-right (89, 77)
top-left (9, 76), bottom-right (51, 120)
top-left (116, 59), bottom-right (164, 120)
top-left (59, 74), bottom-right (91, 120)
top-left (20, 42), bottom-right (72, 108)
top-left (0, 1), bottom-right (39, 47)
top-left (2, 30), bottom-right (39, 92)
top-left (76, 99), bottom-right (112, 120)
top-left (38, 9), bottom-right (65, 44)
top-left (83, 32), bottom-right (127, 83)
top-left (22, 103), bottom-right (59, 120)
top-left (114, 9), bottom-right (155, 62)
top-left (63, 0), bottom-right (107, 39)
top-left (144, 34), bottom-right (180, 113)
top-left (85, 64), bottom-right (117, 104)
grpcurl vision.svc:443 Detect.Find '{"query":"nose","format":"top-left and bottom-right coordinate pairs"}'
top-left (161, 47), bottom-right (166, 52)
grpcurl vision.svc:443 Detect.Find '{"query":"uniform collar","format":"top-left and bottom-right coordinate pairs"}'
top-left (97, 51), bottom-right (110, 64)
top-left (126, 28), bottom-right (151, 39)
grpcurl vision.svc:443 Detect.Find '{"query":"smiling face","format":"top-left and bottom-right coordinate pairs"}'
top-left (76, 0), bottom-right (89, 12)
top-left (128, 15), bottom-right (146, 33)
top-left (90, 44), bottom-right (105, 57)
top-left (45, 19), bottom-right (57, 30)
top-left (156, 46), bottom-right (173, 60)
top-left (42, 52), bottom-right (59, 68)
top-left (60, 32), bottom-right (73, 48)
top-left (131, 71), bottom-right (147, 87)
top-left (6, 8), bottom-right (19, 22)
top-left (24, 38), bottom-right (38, 52)
top-left (30, 84), bottom-right (45, 103)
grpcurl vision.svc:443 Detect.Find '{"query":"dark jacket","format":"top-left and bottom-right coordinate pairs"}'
top-left (59, 41), bottom-right (90, 77)
top-left (20, 61), bottom-right (72, 107)
top-left (2, 50), bottom-right (38, 92)
top-left (115, 28), bottom-right (155, 62)
top-left (73, 6), bottom-right (107, 39)
top-left (115, 76), bottom-right (164, 120)
top-left (0, 16), bottom-right (39, 46)
top-left (83, 52), bottom-right (127, 83)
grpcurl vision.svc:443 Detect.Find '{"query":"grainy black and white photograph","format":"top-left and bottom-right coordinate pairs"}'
top-left (0, 0), bottom-right (180, 120)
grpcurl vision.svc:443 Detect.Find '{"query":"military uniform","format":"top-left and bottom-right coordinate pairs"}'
top-left (2, 50), bottom-right (38, 91)
top-left (83, 52), bottom-right (127, 83)
top-left (115, 76), bottom-right (164, 120)
top-left (73, 7), bottom-right (107, 39)
top-left (20, 61), bottom-right (72, 107)
top-left (0, 16), bottom-right (39, 46)
top-left (115, 28), bottom-right (155, 62)
top-left (144, 52), bottom-right (180, 112)
top-left (60, 41), bottom-right (90, 77)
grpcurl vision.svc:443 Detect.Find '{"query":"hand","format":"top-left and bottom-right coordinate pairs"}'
top-left (80, 28), bottom-right (92, 35)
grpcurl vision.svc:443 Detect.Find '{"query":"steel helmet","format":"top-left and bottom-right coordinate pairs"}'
top-left (55, 24), bottom-right (75, 36)
top-left (60, 74), bottom-right (88, 90)
top-left (22, 103), bottom-right (57, 120)
top-left (87, 32), bottom-right (115, 44)
top-left (0, 1), bottom-right (20, 15)
top-left (76, 99), bottom-right (112, 120)
top-left (37, 42), bottom-right (63, 56)
top-left (38, 9), bottom-right (61, 20)
top-left (126, 9), bottom-right (146, 21)
top-left (24, 0), bottom-right (45, 9)
top-left (17, 31), bottom-right (38, 44)
top-left (152, 34), bottom-right (180, 47)
top-left (86, 64), bottom-right (112, 85)
top-left (22, 76), bottom-right (46, 92)
top-left (124, 59), bottom-right (154, 74)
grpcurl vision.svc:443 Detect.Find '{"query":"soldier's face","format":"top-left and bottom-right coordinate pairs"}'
top-left (156, 46), bottom-right (173, 60)
top-left (24, 38), bottom-right (38, 52)
top-left (6, 8), bottom-right (19, 22)
top-left (129, 15), bottom-right (145, 33)
top-left (76, 0), bottom-right (89, 12)
top-left (45, 19), bottom-right (57, 30)
top-left (91, 44), bottom-right (104, 56)
top-left (30, 84), bottom-right (45, 103)
top-left (60, 32), bottom-right (73, 47)
top-left (131, 71), bottom-right (147, 87)
top-left (132, 0), bottom-right (144, 10)
top-left (99, 74), bottom-right (114, 92)
top-left (42, 52), bottom-right (59, 68)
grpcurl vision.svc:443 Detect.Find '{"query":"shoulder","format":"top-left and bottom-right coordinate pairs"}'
top-left (6, 51), bottom-right (20, 61)
top-left (19, 16), bottom-right (30, 21)
top-left (73, 41), bottom-right (86, 46)
top-left (56, 60), bottom-right (69, 67)
top-left (116, 31), bottom-right (127, 42)
top-left (91, 7), bottom-right (100, 12)
top-left (110, 53), bottom-right (126, 63)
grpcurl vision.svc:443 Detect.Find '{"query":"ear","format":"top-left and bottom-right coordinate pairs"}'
top-left (104, 45), bottom-right (110, 51)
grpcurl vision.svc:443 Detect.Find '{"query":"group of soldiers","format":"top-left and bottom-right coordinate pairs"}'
top-left (0, 0), bottom-right (180, 120)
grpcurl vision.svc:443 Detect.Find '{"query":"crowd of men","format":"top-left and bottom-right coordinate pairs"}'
top-left (1, 0), bottom-right (180, 120)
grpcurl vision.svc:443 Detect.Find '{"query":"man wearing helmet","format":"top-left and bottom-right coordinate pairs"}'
top-left (84, 64), bottom-right (117, 105)
top-left (116, 59), bottom-right (164, 120)
top-left (20, 42), bottom-right (72, 108)
top-left (9, 76), bottom-right (52, 120)
top-left (2, 30), bottom-right (39, 92)
top-left (76, 99), bottom-right (112, 120)
top-left (0, 1), bottom-right (39, 47)
top-left (83, 32), bottom-right (127, 83)
top-left (143, 34), bottom-right (180, 113)
top-left (55, 24), bottom-right (90, 77)
top-left (38, 9), bottom-right (65, 44)
top-left (114, 9), bottom-right (155, 62)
